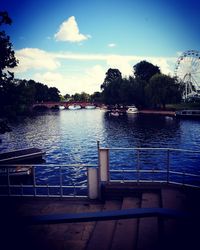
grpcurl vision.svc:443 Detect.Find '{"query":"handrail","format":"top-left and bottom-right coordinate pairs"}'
top-left (102, 147), bottom-right (200, 153)
top-left (21, 207), bottom-right (194, 225)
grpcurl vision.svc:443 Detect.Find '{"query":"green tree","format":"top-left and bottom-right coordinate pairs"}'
top-left (133, 61), bottom-right (160, 82)
top-left (147, 74), bottom-right (182, 108)
top-left (90, 92), bottom-right (102, 103)
top-left (101, 68), bottom-right (122, 104)
top-left (0, 12), bottom-right (18, 117)
top-left (0, 11), bottom-right (18, 80)
top-left (48, 87), bottom-right (60, 102)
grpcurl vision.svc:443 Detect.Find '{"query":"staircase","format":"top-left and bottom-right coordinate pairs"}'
top-left (86, 185), bottom-right (199, 250)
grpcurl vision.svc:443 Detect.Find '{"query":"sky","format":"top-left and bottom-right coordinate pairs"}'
top-left (1, 0), bottom-right (200, 95)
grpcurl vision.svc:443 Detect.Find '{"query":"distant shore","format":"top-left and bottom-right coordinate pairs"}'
top-left (139, 110), bottom-right (175, 116)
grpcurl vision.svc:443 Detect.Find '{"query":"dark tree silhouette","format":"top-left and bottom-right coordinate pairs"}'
top-left (133, 60), bottom-right (160, 82)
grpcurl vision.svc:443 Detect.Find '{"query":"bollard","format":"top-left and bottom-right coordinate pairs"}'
top-left (87, 167), bottom-right (98, 199)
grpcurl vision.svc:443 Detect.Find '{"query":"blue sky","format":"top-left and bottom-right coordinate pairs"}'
top-left (1, 0), bottom-right (200, 94)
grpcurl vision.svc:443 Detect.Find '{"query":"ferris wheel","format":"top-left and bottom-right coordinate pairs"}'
top-left (174, 50), bottom-right (200, 99)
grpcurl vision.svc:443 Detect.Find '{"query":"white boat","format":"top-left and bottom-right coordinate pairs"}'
top-left (126, 106), bottom-right (138, 114)
top-left (68, 105), bottom-right (81, 110)
top-left (109, 111), bottom-right (120, 117)
top-left (85, 105), bottom-right (96, 109)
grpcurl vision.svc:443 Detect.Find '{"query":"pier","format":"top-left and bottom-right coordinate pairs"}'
top-left (0, 146), bottom-right (200, 250)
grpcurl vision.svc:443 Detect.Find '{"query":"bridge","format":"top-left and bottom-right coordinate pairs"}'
top-left (32, 101), bottom-right (97, 109)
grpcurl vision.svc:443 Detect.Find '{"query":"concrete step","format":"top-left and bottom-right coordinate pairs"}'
top-left (110, 196), bottom-right (140, 250)
top-left (161, 187), bottom-right (195, 250)
top-left (137, 192), bottom-right (160, 250)
top-left (86, 200), bottom-right (121, 250)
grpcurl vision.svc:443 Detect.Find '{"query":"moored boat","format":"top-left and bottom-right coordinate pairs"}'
top-left (85, 105), bottom-right (96, 109)
top-left (126, 105), bottom-right (138, 114)
top-left (68, 105), bottom-right (81, 110)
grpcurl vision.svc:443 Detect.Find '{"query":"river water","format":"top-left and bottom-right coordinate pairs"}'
top-left (0, 109), bottom-right (200, 188)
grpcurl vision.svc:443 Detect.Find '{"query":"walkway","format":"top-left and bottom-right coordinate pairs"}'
top-left (0, 184), bottom-right (199, 250)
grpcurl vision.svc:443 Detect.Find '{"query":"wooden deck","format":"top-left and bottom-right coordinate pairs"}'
top-left (0, 184), bottom-right (199, 250)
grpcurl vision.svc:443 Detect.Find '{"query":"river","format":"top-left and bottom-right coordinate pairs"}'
top-left (0, 109), bottom-right (200, 188)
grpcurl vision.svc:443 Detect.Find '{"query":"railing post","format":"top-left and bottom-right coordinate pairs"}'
top-left (137, 149), bottom-right (140, 184)
top-left (99, 148), bottom-right (109, 182)
top-left (167, 149), bottom-right (170, 184)
top-left (87, 167), bottom-right (98, 199)
top-left (97, 142), bottom-right (109, 200)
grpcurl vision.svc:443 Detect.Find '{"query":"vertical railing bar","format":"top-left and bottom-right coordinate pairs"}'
top-left (137, 149), bottom-right (140, 184)
top-left (7, 167), bottom-right (11, 196)
top-left (167, 149), bottom-right (170, 184)
top-left (21, 183), bottom-right (23, 196)
top-left (60, 166), bottom-right (63, 197)
top-left (32, 166), bottom-right (36, 197)
top-left (73, 183), bottom-right (76, 197)
top-left (47, 184), bottom-right (49, 197)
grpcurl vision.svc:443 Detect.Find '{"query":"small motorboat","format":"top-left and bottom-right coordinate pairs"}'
top-left (126, 105), bottom-right (138, 114)
top-left (85, 105), bottom-right (96, 109)
top-left (68, 105), bottom-right (81, 110)
top-left (109, 111), bottom-right (120, 117)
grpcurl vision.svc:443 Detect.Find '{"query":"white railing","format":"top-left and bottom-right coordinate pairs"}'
top-left (0, 146), bottom-right (199, 199)
top-left (0, 164), bottom-right (98, 198)
top-left (98, 147), bottom-right (200, 189)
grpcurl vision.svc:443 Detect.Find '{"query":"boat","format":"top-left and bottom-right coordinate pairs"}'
top-left (0, 148), bottom-right (45, 164)
top-left (0, 148), bottom-right (45, 177)
top-left (68, 105), bottom-right (81, 110)
top-left (175, 110), bottom-right (200, 119)
top-left (85, 105), bottom-right (96, 109)
top-left (126, 105), bottom-right (138, 114)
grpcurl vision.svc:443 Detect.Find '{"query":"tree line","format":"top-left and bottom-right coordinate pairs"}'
top-left (100, 63), bottom-right (183, 109)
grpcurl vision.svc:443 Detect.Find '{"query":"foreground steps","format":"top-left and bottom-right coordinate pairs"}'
top-left (137, 192), bottom-right (160, 250)
top-left (110, 197), bottom-right (140, 250)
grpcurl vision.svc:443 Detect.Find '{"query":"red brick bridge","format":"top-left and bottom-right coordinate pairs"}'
top-left (32, 101), bottom-right (97, 109)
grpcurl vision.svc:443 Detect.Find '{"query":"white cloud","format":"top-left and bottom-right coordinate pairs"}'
top-left (54, 16), bottom-right (90, 42)
top-left (33, 65), bottom-right (105, 95)
top-left (13, 47), bottom-right (177, 94)
top-left (14, 48), bottom-right (60, 73)
top-left (108, 43), bottom-right (116, 48)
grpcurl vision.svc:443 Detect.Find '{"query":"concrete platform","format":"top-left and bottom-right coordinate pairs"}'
top-left (0, 184), bottom-right (199, 250)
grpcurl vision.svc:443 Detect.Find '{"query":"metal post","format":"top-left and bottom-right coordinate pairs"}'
top-left (137, 149), bottom-right (140, 184)
top-left (99, 149), bottom-right (109, 182)
top-left (32, 166), bottom-right (36, 196)
top-left (167, 150), bottom-right (170, 184)
top-left (60, 166), bottom-right (63, 197)
top-left (7, 167), bottom-right (11, 196)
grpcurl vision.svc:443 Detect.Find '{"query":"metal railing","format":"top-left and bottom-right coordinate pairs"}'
top-left (0, 164), bottom-right (96, 197)
top-left (103, 147), bottom-right (200, 188)
top-left (0, 146), bottom-right (200, 198)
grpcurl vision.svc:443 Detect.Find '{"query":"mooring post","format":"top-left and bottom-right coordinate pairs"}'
top-left (98, 143), bottom-right (110, 199)
top-left (87, 166), bottom-right (98, 199)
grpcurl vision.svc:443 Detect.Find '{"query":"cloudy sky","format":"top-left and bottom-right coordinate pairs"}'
top-left (1, 0), bottom-right (200, 94)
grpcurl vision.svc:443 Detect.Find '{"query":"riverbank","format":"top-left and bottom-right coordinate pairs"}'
top-left (139, 110), bottom-right (175, 116)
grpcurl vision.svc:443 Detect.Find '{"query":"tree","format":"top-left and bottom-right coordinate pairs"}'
top-left (0, 11), bottom-right (18, 80)
top-left (147, 74), bottom-right (182, 108)
top-left (133, 61), bottom-right (160, 82)
top-left (90, 91), bottom-right (102, 103)
top-left (48, 87), bottom-right (60, 102)
top-left (101, 68), bottom-right (122, 105)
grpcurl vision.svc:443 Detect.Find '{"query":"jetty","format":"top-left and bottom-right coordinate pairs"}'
top-left (0, 145), bottom-right (199, 250)
top-left (0, 148), bottom-right (45, 164)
